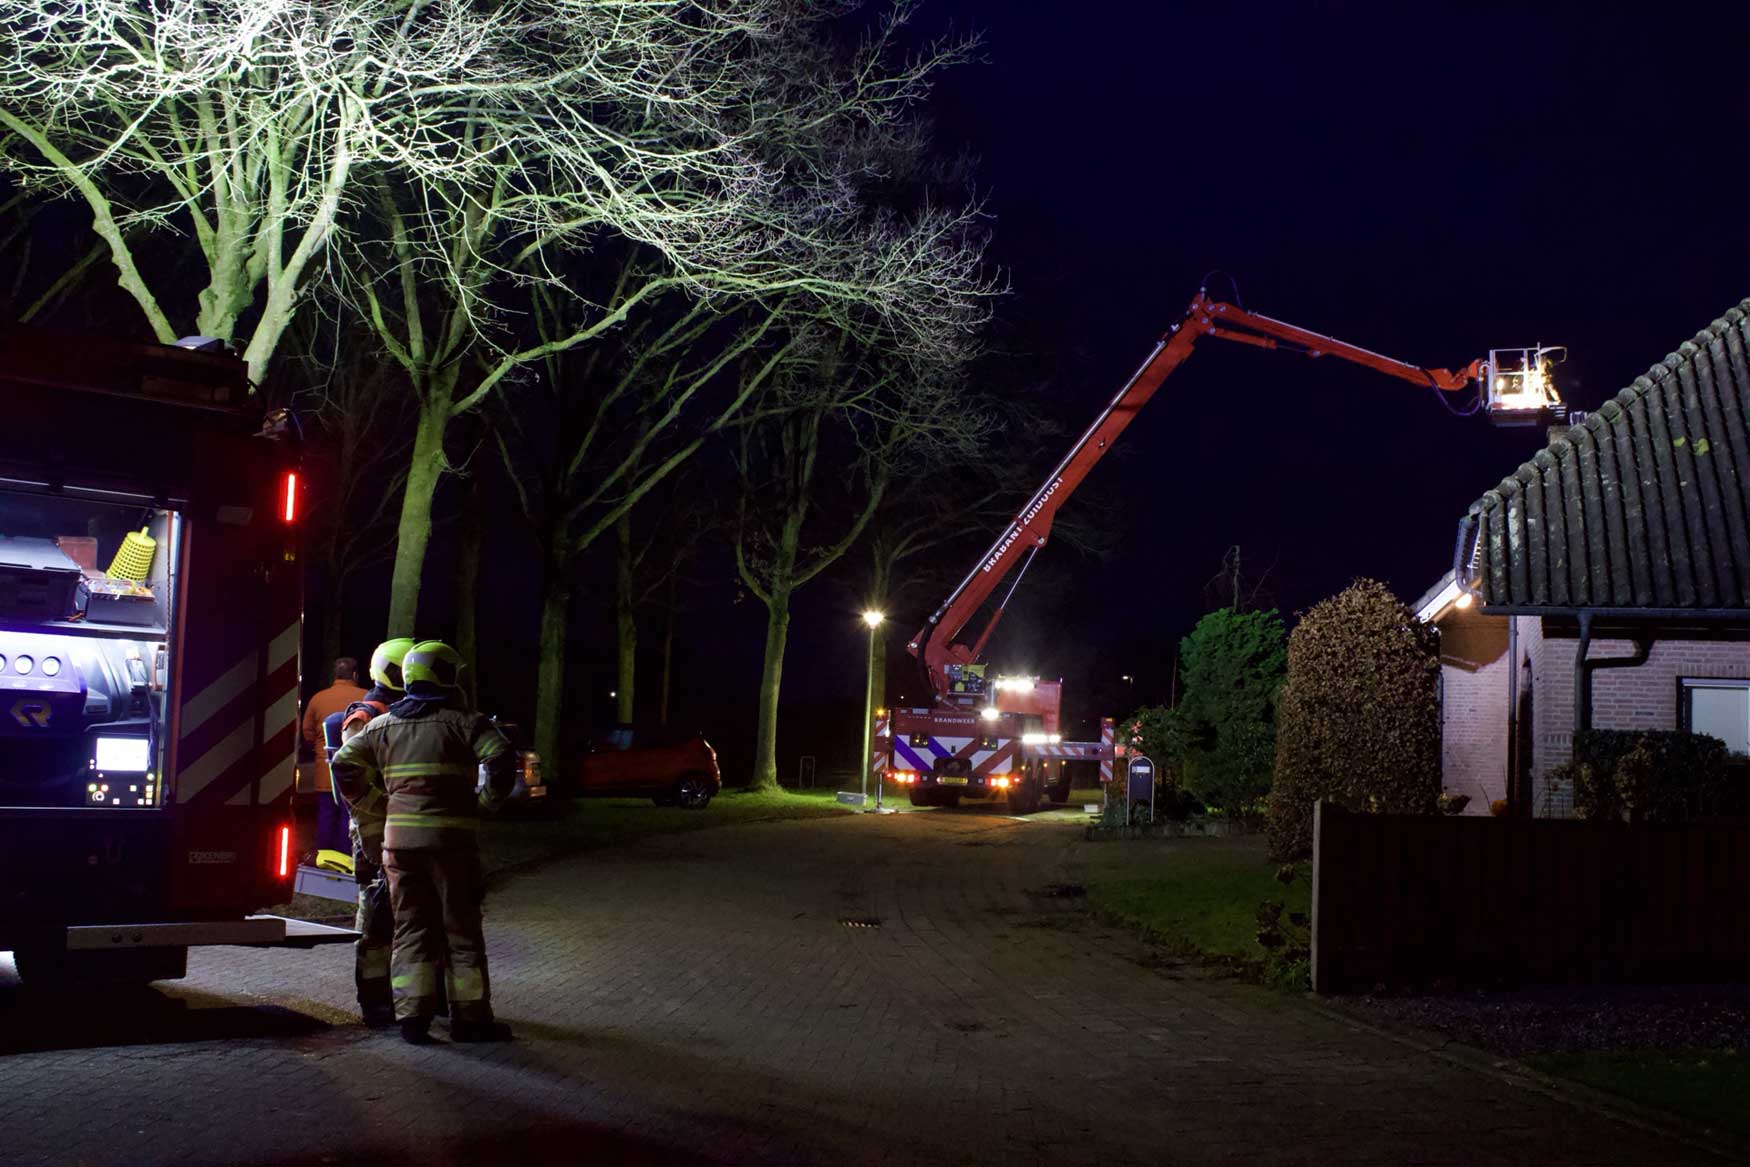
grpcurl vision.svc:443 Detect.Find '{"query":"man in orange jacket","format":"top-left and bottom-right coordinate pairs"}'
top-left (302, 657), bottom-right (366, 851)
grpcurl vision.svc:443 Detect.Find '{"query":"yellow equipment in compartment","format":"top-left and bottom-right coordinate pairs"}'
top-left (107, 526), bottom-right (157, 581)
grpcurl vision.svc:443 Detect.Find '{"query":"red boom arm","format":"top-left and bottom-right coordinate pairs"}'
top-left (907, 290), bottom-right (1482, 701)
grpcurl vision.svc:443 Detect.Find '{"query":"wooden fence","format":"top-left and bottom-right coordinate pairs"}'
top-left (1311, 800), bottom-right (1750, 994)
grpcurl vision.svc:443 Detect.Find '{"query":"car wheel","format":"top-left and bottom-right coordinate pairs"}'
top-left (675, 773), bottom-right (712, 809)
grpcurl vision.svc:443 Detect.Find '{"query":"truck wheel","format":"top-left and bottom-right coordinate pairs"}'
top-left (1007, 781), bottom-right (1041, 815)
top-left (940, 790), bottom-right (962, 808)
top-left (908, 787), bottom-right (933, 808)
top-left (1047, 775), bottom-right (1073, 804)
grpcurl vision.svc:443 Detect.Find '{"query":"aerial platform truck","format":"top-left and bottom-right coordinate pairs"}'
top-left (875, 284), bottom-right (1567, 813)
top-left (0, 327), bottom-right (354, 985)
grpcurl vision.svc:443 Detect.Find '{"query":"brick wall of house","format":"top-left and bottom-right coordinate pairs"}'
top-left (1434, 610), bottom-right (1510, 813)
top-left (1529, 629), bottom-right (1750, 813)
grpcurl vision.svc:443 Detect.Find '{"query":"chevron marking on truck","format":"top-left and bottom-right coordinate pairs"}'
top-left (1099, 718), bottom-right (1115, 784)
top-left (177, 621), bottom-right (302, 806)
top-left (890, 734), bottom-right (1016, 777)
top-left (179, 650), bottom-right (258, 742)
top-left (256, 621), bottom-right (301, 805)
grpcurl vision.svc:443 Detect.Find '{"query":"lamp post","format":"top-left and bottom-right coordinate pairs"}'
top-left (860, 609), bottom-right (885, 810)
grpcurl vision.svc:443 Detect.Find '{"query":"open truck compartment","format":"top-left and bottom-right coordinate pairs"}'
top-left (0, 498), bottom-right (180, 812)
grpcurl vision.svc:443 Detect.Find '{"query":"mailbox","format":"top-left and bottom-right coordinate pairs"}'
top-left (1126, 755), bottom-right (1155, 824)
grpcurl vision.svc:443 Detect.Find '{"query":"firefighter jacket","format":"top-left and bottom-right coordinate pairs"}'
top-left (331, 702), bottom-right (514, 854)
top-left (328, 695), bottom-right (391, 855)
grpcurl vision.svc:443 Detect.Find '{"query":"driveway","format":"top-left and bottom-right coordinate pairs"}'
top-left (0, 810), bottom-right (1713, 1165)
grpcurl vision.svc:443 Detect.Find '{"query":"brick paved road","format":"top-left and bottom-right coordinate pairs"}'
top-left (0, 812), bottom-right (1715, 1165)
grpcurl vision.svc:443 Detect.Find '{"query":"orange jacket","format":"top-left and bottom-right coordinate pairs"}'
top-left (302, 680), bottom-right (367, 791)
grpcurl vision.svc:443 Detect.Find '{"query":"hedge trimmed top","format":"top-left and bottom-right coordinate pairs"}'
top-left (1462, 297), bottom-right (1750, 613)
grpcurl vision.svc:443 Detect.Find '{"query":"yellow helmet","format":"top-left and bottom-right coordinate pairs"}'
top-left (369, 637), bottom-right (416, 692)
top-left (402, 640), bottom-right (465, 692)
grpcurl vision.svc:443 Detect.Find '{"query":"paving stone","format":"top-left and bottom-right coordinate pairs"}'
top-left (0, 812), bottom-right (1715, 1164)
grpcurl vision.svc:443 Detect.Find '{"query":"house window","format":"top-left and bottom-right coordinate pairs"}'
top-left (1680, 679), bottom-right (1750, 756)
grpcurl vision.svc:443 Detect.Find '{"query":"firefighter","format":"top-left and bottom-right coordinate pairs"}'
top-left (330, 640), bottom-right (516, 1044)
top-left (322, 636), bottom-right (415, 1027)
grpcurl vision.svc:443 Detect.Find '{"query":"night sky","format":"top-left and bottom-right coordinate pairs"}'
top-left (838, 0), bottom-right (1750, 736)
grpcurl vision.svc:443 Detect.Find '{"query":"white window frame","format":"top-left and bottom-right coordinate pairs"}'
top-left (1679, 677), bottom-right (1750, 757)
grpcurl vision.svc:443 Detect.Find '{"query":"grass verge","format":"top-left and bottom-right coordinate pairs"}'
top-left (1082, 837), bottom-right (1307, 980)
top-left (1526, 1047), bottom-right (1750, 1138)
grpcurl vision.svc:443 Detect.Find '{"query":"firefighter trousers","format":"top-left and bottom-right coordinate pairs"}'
top-left (381, 847), bottom-right (493, 1024)
top-left (352, 849), bottom-right (392, 1012)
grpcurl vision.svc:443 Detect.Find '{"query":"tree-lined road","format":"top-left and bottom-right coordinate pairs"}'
top-left (0, 814), bottom-right (1705, 1165)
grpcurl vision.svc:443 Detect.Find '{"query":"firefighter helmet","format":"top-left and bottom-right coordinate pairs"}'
top-left (369, 637), bottom-right (416, 693)
top-left (403, 640), bottom-right (465, 692)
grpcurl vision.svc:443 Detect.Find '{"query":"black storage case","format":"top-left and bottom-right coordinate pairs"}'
top-left (0, 537), bottom-right (82, 621)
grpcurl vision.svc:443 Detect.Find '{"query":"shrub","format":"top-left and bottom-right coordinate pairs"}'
top-left (1255, 863), bottom-right (1311, 991)
top-left (1558, 760), bottom-right (1609, 820)
top-left (1267, 579), bottom-right (1441, 860)
top-left (1569, 730), bottom-right (1732, 822)
top-left (1124, 607), bottom-right (1285, 821)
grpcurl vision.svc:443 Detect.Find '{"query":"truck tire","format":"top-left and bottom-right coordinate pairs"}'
top-left (1007, 779), bottom-right (1041, 815)
top-left (908, 787), bottom-right (933, 807)
top-left (939, 790), bottom-right (962, 808)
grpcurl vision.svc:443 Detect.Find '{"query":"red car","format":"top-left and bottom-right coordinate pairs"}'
top-left (576, 735), bottom-right (721, 809)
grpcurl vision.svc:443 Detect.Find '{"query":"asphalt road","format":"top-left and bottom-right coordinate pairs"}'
top-left (0, 810), bottom-right (1716, 1165)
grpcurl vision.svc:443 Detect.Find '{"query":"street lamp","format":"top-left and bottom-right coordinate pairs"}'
top-left (860, 610), bottom-right (885, 810)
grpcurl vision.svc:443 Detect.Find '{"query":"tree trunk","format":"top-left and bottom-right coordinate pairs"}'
top-left (320, 568), bottom-right (349, 683)
top-left (659, 574), bottom-right (676, 729)
top-left (749, 589), bottom-right (792, 792)
top-left (533, 569), bottom-right (571, 782)
top-left (386, 398), bottom-right (449, 635)
top-left (614, 512), bottom-right (636, 729)
top-left (455, 470), bottom-right (483, 709)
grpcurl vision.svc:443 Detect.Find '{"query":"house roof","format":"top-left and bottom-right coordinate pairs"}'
top-left (1460, 297), bottom-right (1750, 615)
top-left (1413, 570), bottom-right (1458, 624)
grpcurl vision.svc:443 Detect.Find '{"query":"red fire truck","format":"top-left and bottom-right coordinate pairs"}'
top-left (0, 327), bottom-right (353, 984)
top-left (879, 284), bottom-right (1567, 813)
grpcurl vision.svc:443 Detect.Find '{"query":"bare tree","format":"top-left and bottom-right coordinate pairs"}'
top-left (0, 1), bottom-right (796, 387)
top-left (284, 317), bottom-right (415, 668)
top-left (735, 332), bottom-right (991, 790)
top-left (485, 6), bottom-right (995, 772)
top-left (326, 1), bottom-right (983, 633)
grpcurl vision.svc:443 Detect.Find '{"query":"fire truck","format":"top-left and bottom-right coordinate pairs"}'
top-left (0, 326), bottom-right (353, 985)
top-left (878, 283), bottom-right (1567, 813)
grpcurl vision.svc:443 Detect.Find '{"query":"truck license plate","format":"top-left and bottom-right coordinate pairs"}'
top-left (939, 775), bottom-right (968, 786)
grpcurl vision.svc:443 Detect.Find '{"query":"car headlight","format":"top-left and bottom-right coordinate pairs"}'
top-left (94, 736), bottom-right (151, 773)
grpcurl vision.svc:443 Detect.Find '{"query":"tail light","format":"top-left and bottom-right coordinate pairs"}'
top-left (275, 823), bottom-right (291, 879)
top-left (281, 472), bottom-right (299, 524)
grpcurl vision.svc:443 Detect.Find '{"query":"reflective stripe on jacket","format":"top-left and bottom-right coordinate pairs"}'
top-left (331, 706), bottom-right (514, 851)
